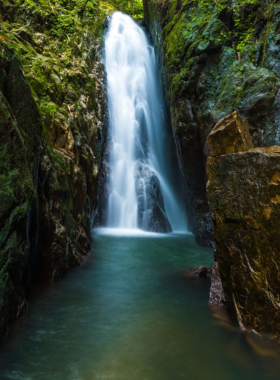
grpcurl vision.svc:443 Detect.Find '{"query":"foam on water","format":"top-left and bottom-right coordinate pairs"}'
top-left (95, 227), bottom-right (168, 237)
top-left (95, 228), bottom-right (192, 238)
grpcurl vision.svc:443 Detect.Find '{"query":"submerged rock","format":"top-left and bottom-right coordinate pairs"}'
top-left (194, 266), bottom-right (212, 277)
top-left (135, 162), bottom-right (172, 233)
top-left (207, 112), bottom-right (280, 336)
top-left (177, 267), bottom-right (212, 279)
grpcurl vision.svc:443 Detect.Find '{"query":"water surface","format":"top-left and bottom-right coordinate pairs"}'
top-left (1, 231), bottom-right (280, 380)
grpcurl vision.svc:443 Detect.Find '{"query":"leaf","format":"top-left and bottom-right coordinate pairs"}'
top-left (67, 104), bottom-right (73, 117)
top-left (0, 35), bottom-right (12, 43)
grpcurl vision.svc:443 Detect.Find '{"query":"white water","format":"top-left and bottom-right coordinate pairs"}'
top-left (105, 12), bottom-right (187, 232)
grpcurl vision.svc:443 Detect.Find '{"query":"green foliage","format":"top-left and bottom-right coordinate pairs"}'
top-left (163, 0), bottom-right (279, 94)
top-left (100, 0), bottom-right (144, 18)
top-left (177, 0), bottom-right (276, 60)
top-left (0, 0), bottom-right (143, 145)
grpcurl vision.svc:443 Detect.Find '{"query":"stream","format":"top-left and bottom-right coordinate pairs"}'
top-left (1, 230), bottom-right (280, 379)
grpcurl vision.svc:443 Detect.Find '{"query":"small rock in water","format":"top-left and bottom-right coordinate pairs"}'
top-left (194, 266), bottom-right (212, 277)
top-left (180, 266), bottom-right (212, 279)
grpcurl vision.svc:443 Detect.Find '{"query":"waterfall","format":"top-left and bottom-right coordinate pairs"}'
top-left (105, 12), bottom-right (187, 233)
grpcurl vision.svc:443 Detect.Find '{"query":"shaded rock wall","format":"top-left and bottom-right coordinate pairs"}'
top-left (207, 112), bottom-right (280, 336)
top-left (143, 0), bottom-right (280, 246)
top-left (0, 1), bottom-right (108, 338)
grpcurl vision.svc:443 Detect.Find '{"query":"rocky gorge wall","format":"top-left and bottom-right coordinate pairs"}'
top-left (143, 0), bottom-right (280, 246)
top-left (0, 0), bottom-right (109, 338)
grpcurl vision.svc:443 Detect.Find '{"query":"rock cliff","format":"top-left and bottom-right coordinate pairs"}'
top-left (207, 112), bottom-right (280, 336)
top-left (0, 0), bottom-right (109, 338)
top-left (143, 0), bottom-right (280, 246)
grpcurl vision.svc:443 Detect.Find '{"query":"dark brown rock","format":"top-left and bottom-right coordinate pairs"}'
top-left (207, 111), bottom-right (254, 157)
top-left (194, 266), bottom-right (212, 277)
top-left (135, 162), bottom-right (172, 233)
top-left (180, 266), bottom-right (212, 279)
top-left (207, 112), bottom-right (280, 336)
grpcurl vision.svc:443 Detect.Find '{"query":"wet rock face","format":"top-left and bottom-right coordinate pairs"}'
top-left (135, 162), bottom-right (172, 232)
top-left (209, 262), bottom-right (225, 306)
top-left (0, 3), bottom-right (107, 338)
top-left (0, 51), bottom-right (41, 339)
top-left (207, 112), bottom-right (280, 336)
top-left (143, 0), bottom-right (280, 247)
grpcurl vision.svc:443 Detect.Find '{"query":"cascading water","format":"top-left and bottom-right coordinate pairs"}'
top-left (105, 12), bottom-right (187, 232)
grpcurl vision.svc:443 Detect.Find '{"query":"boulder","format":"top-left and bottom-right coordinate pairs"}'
top-left (135, 161), bottom-right (172, 233)
top-left (194, 266), bottom-right (212, 277)
top-left (207, 111), bottom-right (254, 157)
top-left (178, 266), bottom-right (212, 279)
top-left (207, 112), bottom-right (280, 336)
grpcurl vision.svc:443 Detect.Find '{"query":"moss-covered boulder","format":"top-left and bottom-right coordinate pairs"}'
top-left (207, 113), bottom-right (280, 336)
